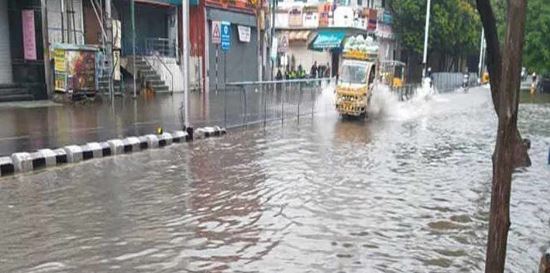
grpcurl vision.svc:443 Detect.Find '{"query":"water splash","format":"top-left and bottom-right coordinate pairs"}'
top-left (368, 82), bottom-right (437, 121)
top-left (315, 79), bottom-right (337, 115)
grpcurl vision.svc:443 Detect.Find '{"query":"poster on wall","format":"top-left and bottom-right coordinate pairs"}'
top-left (66, 51), bottom-right (96, 92)
top-left (237, 25), bottom-right (251, 42)
top-left (288, 7), bottom-right (303, 28)
top-left (113, 20), bottom-right (122, 49)
top-left (22, 10), bottom-right (37, 61)
top-left (113, 51), bottom-right (121, 81)
top-left (303, 7), bottom-right (318, 28)
top-left (318, 4), bottom-right (331, 27)
top-left (54, 49), bottom-right (67, 91)
top-left (367, 9), bottom-right (378, 31)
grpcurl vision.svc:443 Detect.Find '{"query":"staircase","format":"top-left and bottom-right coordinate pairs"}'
top-left (134, 56), bottom-right (170, 93)
top-left (96, 55), bottom-right (123, 94)
top-left (0, 84), bottom-right (35, 102)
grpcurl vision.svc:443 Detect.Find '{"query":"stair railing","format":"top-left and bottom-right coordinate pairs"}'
top-left (151, 54), bottom-right (174, 94)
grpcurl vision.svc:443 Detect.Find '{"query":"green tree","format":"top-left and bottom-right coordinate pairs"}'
top-left (491, 0), bottom-right (549, 74)
top-left (390, 0), bottom-right (481, 70)
top-left (524, 0), bottom-right (550, 74)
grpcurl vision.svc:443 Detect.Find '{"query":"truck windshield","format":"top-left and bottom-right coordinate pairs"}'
top-left (340, 64), bottom-right (367, 84)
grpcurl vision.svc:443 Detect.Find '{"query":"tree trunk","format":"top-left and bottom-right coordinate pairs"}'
top-left (476, 0), bottom-right (530, 272)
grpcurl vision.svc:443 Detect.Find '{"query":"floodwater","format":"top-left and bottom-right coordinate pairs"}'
top-left (0, 87), bottom-right (549, 272)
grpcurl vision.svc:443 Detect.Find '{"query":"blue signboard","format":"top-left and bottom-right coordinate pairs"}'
top-left (221, 22), bottom-right (231, 52)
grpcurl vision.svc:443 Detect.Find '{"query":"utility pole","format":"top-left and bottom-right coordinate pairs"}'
top-left (270, 0), bottom-right (276, 80)
top-left (182, 0), bottom-right (190, 127)
top-left (131, 0), bottom-right (137, 98)
top-left (422, 0), bottom-right (431, 77)
top-left (60, 0), bottom-right (65, 42)
top-left (41, 0), bottom-right (53, 97)
top-left (257, 4), bottom-right (262, 82)
top-left (105, 0), bottom-right (114, 100)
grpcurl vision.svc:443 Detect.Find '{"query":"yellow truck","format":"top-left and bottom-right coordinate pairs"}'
top-left (335, 36), bottom-right (378, 118)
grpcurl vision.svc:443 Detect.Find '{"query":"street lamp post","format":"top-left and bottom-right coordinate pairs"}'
top-left (478, 28), bottom-right (485, 80)
top-left (182, 0), bottom-right (190, 128)
top-left (131, 0), bottom-right (137, 98)
top-left (422, 0), bottom-right (431, 78)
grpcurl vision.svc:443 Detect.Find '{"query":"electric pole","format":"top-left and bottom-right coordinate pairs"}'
top-left (182, 0), bottom-right (190, 127)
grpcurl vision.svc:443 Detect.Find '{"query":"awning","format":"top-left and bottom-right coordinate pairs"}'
top-left (288, 31), bottom-right (311, 41)
top-left (279, 31), bottom-right (311, 42)
top-left (311, 31), bottom-right (346, 50)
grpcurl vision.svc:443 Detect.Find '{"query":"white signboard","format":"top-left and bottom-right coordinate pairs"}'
top-left (212, 21), bottom-right (221, 44)
top-left (237, 25), bottom-right (251, 43)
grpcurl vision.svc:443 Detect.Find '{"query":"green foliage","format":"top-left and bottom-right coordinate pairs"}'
top-left (390, 0), bottom-right (481, 57)
top-left (484, 0), bottom-right (549, 74)
top-left (524, 0), bottom-right (550, 74)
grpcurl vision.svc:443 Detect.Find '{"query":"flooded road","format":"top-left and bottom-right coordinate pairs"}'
top-left (0, 88), bottom-right (549, 272)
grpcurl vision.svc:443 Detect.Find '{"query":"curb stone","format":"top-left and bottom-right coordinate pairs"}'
top-left (0, 126), bottom-right (225, 177)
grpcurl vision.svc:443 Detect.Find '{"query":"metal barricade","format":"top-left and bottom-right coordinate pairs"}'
top-left (210, 78), bottom-right (332, 129)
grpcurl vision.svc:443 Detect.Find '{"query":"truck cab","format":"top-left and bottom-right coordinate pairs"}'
top-left (335, 36), bottom-right (379, 118)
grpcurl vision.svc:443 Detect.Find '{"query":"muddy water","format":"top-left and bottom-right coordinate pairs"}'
top-left (0, 88), bottom-right (548, 272)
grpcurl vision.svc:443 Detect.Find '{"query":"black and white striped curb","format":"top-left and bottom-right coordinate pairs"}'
top-left (0, 126), bottom-right (226, 177)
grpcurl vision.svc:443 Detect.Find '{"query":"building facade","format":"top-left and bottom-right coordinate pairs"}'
top-left (274, 0), bottom-right (397, 77)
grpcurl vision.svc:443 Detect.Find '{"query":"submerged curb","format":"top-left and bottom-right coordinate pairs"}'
top-left (0, 126), bottom-right (226, 177)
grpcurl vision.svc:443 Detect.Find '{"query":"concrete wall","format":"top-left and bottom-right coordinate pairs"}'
top-left (0, 0), bottom-right (13, 84)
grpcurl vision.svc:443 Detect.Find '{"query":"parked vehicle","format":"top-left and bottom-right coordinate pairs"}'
top-left (537, 75), bottom-right (550, 93)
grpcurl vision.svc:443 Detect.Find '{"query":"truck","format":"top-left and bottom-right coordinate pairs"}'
top-left (335, 36), bottom-right (379, 118)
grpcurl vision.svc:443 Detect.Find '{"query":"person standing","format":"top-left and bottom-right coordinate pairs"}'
top-left (531, 72), bottom-right (537, 94)
top-left (276, 69), bottom-right (283, 81)
top-left (310, 61), bottom-right (318, 78)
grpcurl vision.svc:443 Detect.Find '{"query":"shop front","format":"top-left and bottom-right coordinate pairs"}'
top-left (2, 0), bottom-right (48, 100)
top-left (206, 8), bottom-right (259, 89)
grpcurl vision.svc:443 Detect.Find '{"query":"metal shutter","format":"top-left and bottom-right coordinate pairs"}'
top-left (0, 0), bottom-right (13, 84)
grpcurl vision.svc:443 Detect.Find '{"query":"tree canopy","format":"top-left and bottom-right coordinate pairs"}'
top-left (523, 0), bottom-right (550, 74)
top-left (390, 0), bottom-right (481, 58)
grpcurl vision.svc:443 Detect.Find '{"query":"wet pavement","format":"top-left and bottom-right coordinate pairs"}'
top-left (0, 86), bottom-right (549, 272)
top-left (0, 82), bottom-right (323, 156)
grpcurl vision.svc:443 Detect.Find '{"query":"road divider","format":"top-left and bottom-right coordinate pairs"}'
top-left (0, 126), bottom-right (226, 177)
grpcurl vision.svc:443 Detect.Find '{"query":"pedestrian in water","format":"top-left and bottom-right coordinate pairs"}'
top-left (317, 65), bottom-right (324, 79)
top-left (531, 72), bottom-right (538, 94)
top-left (324, 63), bottom-right (331, 78)
top-left (427, 67), bottom-right (433, 88)
top-left (310, 61), bottom-right (318, 78)
top-left (276, 69), bottom-right (283, 81)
